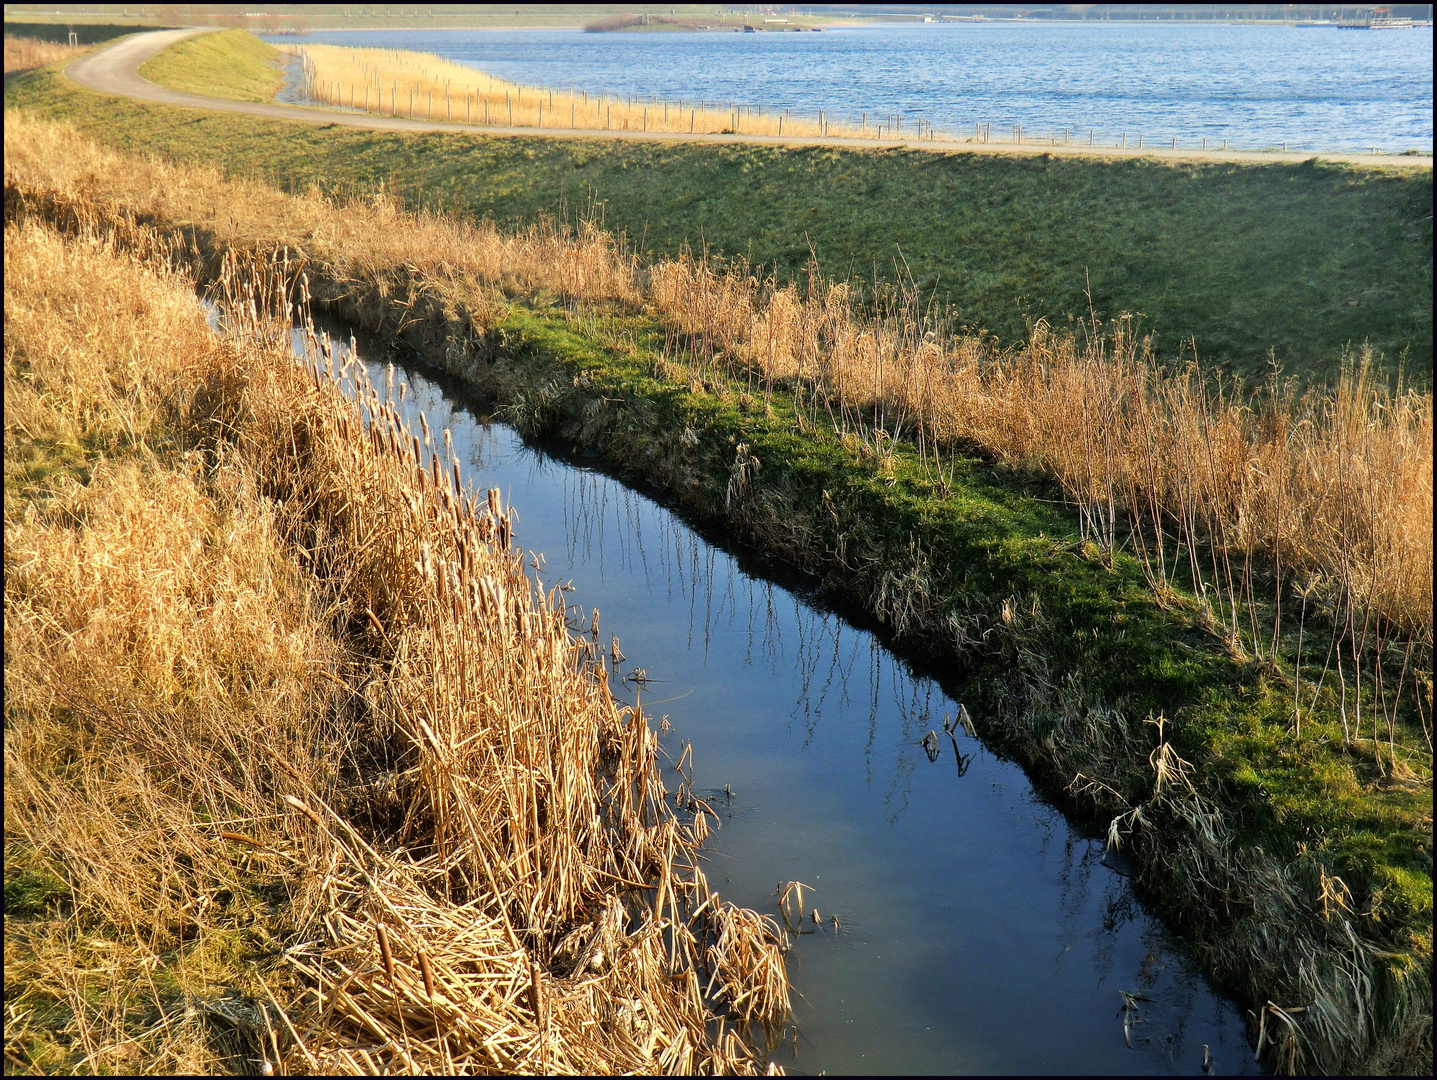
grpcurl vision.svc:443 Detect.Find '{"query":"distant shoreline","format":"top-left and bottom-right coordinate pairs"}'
top-left (60, 29), bottom-right (1433, 168)
top-left (7, 14), bottom-right (1435, 32)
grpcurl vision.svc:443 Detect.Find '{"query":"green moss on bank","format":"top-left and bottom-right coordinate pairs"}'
top-left (7, 46), bottom-right (1432, 384)
top-left (137, 28), bottom-right (283, 104)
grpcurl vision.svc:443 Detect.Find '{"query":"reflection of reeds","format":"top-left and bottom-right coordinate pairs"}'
top-left (4, 218), bottom-right (789, 1073)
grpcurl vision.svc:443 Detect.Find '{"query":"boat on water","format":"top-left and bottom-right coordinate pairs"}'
top-left (1335, 14), bottom-right (1422, 28)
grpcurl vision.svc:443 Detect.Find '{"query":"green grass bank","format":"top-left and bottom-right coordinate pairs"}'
top-left (136, 28), bottom-right (285, 103)
top-left (4, 29), bottom-right (1432, 384)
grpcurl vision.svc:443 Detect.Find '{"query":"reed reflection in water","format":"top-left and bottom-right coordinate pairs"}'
top-left (341, 334), bottom-right (1256, 1075)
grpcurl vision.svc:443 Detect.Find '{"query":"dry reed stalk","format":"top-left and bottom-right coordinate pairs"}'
top-left (5, 223), bottom-right (347, 1073)
top-left (651, 247), bottom-right (1430, 732)
top-left (3, 35), bottom-right (82, 75)
top-left (5, 218), bottom-right (789, 1073)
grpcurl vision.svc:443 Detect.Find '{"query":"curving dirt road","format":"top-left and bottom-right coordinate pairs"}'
top-left (64, 28), bottom-right (1432, 169)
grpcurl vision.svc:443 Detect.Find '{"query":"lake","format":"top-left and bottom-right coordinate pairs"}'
top-left (271, 21), bottom-right (1433, 153)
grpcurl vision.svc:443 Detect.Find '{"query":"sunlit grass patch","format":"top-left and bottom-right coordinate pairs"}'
top-left (138, 29), bottom-right (285, 104)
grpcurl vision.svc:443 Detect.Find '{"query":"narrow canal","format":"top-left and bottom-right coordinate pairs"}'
top-left (305, 316), bottom-right (1258, 1075)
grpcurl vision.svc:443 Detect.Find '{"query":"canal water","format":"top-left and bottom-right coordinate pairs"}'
top-left (294, 315), bottom-right (1259, 1075)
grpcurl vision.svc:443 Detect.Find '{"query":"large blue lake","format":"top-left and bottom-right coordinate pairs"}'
top-left (272, 21), bottom-right (1433, 152)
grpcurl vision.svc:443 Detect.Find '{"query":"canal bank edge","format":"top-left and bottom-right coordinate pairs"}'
top-left (5, 150), bottom-right (1428, 1074)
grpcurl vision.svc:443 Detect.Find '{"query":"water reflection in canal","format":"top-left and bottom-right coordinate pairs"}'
top-left (322, 321), bottom-right (1257, 1075)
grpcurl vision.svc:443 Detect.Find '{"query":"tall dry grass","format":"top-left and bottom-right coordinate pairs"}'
top-left (4, 218), bottom-right (789, 1073)
top-left (647, 256), bottom-right (1432, 751)
top-left (3, 35), bottom-right (82, 75)
top-left (650, 258), bottom-right (1434, 638)
top-left (5, 110), bottom-right (1429, 751)
top-left (288, 42), bottom-right (884, 138)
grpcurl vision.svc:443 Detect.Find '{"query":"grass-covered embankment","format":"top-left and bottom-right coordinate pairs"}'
top-left (6, 108), bottom-right (1428, 1073)
top-left (137, 28), bottom-right (285, 103)
top-left (4, 36), bottom-right (1432, 382)
top-left (3, 213), bottom-right (790, 1073)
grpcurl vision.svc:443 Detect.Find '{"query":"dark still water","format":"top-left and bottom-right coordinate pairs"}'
top-left (301, 317), bottom-right (1259, 1074)
top-left (273, 22), bottom-right (1433, 153)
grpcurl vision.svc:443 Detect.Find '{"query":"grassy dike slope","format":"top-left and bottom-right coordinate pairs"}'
top-left (136, 27), bottom-right (285, 103)
top-left (6, 29), bottom-right (1433, 384)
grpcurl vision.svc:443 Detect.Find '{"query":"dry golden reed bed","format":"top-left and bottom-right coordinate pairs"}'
top-left (5, 110), bottom-right (1427, 744)
top-left (3, 217), bottom-right (789, 1072)
top-left (289, 43), bottom-right (879, 139)
top-left (3, 35), bottom-right (83, 76)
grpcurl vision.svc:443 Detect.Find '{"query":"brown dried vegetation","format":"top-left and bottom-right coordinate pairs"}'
top-left (3, 35), bottom-right (83, 76)
top-left (290, 43), bottom-right (873, 139)
top-left (3, 219), bottom-right (789, 1073)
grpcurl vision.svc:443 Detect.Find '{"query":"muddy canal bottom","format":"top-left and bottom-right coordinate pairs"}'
top-left (311, 322), bottom-right (1256, 1074)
